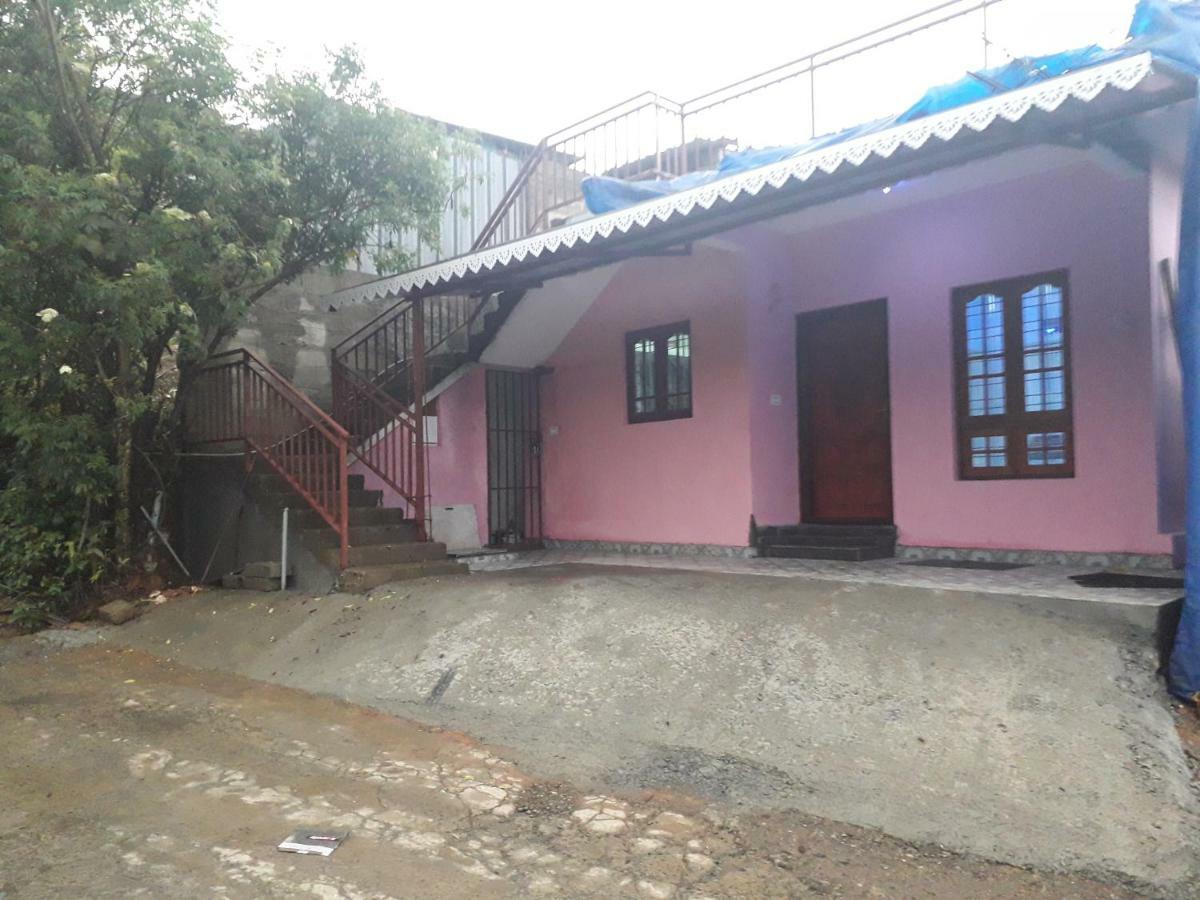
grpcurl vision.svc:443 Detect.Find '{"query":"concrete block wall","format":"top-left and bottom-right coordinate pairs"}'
top-left (230, 269), bottom-right (393, 411)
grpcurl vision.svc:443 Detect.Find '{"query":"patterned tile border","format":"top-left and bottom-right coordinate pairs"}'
top-left (544, 539), bottom-right (755, 559)
top-left (465, 549), bottom-right (1180, 607)
top-left (896, 544), bottom-right (1177, 571)
top-left (542, 539), bottom-right (1177, 571)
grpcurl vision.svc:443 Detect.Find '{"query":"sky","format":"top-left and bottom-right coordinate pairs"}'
top-left (214, 0), bottom-right (1139, 146)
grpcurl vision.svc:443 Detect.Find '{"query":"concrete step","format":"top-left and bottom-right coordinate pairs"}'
top-left (250, 476), bottom-right (379, 508)
top-left (763, 523), bottom-right (897, 539)
top-left (298, 522), bottom-right (420, 547)
top-left (317, 541), bottom-right (448, 568)
top-left (290, 506), bottom-right (409, 528)
top-left (338, 559), bottom-right (470, 592)
top-left (763, 533), bottom-right (893, 549)
top-left (761, 543), bottom-right (895, 562)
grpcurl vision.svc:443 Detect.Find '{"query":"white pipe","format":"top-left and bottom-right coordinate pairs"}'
top-left (281, 507), bottom-right (289, 592)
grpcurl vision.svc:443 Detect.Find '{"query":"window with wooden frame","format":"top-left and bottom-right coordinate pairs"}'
top-left (625, 321), bottom-right (692, 424)
top-left (952, 270), bottom-right (1074, 479)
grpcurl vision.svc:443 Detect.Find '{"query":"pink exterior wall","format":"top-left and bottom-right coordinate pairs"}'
top-left (353, 366), bottom-right (490, 546)
top-left (539, 249), bottom-right (753, 547)
top-left (746, 160), bottom-right (1169, 555)
top-left (365, 159), bottom-right (1174, 557)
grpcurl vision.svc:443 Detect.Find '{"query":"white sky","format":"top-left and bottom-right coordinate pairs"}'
top-left (215, 0), bottom-right (1138, 146)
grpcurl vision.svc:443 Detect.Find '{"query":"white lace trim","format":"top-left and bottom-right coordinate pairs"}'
top-left (340, 53), bottom-right (1155, 303)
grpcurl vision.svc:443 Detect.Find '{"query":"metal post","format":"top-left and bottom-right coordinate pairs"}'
top-left (280, 507), bottom-right (289, 592)
top-left (337, 441), bottom-right (349, 569)
top-left (655, 103), bottom-right (663, 175)
top-left (809, 59), bottom-right (817, 139)
top-left (412, 295), bottom-right (428, 541)
top-left (982, 0), bottom-right (990, 69)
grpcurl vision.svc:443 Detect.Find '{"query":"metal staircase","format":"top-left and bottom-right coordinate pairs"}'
top-left (183, 0), bottom-right (1009, 577)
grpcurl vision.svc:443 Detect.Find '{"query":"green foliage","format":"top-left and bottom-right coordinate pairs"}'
top-left (0, 0), bottom-right (451, 622)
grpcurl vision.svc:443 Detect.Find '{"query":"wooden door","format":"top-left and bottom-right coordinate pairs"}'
top-left (796, 299), bottom-right (893, 523)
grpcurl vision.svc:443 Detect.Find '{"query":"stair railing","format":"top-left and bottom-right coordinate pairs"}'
top-left (330, 357), bottom-right (428, 539)
top-left (331, 291), bottom-right (497, 541)
top-left (333, 292), bottom-right (486, 398)
top-left (182, 348), bottom-right (351, 569)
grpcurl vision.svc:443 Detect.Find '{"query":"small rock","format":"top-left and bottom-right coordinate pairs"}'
top-left (685, 852), bottom-right (715, 875)
top-left (97, 600), bottom-right (141, 625)
top-left (637, 879), bottom-right (674, 899)
top-left (460, 786), bottom-right (503, 811)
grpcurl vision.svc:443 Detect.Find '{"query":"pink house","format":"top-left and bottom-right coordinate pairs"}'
top-left (330, 44), bottom-right (1197, 571)
top-left (184, 4), bottom-right (1200, 586)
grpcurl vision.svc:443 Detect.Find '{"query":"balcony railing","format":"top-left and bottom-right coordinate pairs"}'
top-left (474, 0), bottom-right (1047, 251)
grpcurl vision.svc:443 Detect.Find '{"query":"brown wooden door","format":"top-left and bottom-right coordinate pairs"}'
top-left (796, 299), bottom-right (893, 523)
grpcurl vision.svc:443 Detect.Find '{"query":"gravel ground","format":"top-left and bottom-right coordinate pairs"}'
top-left (0, 638), bottom-right (1146, 898)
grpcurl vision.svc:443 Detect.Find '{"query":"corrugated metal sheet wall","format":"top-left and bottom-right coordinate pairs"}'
top-left (355, 136), bottom-right (532, 274)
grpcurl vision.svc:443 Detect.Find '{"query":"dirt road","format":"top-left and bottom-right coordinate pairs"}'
top-left (0, 635), bottom-right (1140, 898)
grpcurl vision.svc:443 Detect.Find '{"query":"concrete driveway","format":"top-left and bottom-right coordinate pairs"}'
top-left (91, 566), bottom-right (1199, 892)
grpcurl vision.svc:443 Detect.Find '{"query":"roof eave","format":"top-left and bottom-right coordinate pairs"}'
top-left (336, 53), bottom-right (1194, 305)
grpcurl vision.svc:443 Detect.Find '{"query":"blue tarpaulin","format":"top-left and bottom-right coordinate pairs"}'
top-left (583, 1), bottom-right (1200, 700)
top-left (582, 0), bottom-right (1200, 216)
top-left (1168, 3), bottom-right (1200, 699)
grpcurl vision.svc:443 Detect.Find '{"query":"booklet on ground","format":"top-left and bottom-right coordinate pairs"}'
top-left (277, 829), bottom-right (349, 856)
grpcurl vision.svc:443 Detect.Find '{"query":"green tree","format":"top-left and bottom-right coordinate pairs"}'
top-left (0, 0), bottom-right (451, 623)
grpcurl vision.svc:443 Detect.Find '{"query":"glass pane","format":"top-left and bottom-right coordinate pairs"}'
top-left (1044, 370), bottom-right (1064, 411)
top-left (1022, 283), bottom-right (1067, 413)
top-left (971, 434), bottom-right (1006, 468)
top-left (633, 340), bottom-right (652, 403)
top-left (1024, 373), bottom-right (1044, 412)
top-left (965, 294), bottom-right (1005, 417)
top-left (666, 330), bottom-right (691, 410)
top-left (1027, 431), bottom-right (1067, 467)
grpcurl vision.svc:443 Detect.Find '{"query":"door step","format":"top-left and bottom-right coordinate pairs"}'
top-left (757, 524), bottom-right (896, 561)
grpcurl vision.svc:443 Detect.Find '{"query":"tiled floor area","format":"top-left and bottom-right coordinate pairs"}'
top-left (465, 548), bottom-right (1182, 607)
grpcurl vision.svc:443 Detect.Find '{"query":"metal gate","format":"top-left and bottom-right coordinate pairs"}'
top-left (486, 369), bottom-right (543, 547)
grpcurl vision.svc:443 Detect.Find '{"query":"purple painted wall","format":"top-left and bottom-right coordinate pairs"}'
top-left (744, 160), bottom-right (1169, 555)
top-left (353, 366), bottom-right (491, 546)
top-left (540, 249), bottom-right (754, 547)
top-left (373, 158), bottom-right (1174, 557)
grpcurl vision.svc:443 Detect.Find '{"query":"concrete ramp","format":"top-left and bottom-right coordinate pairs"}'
top-left (116, 565), bottom-right (1200, 893)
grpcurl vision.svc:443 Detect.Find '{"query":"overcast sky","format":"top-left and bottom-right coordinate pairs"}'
top-left (215, 0), bottom-right (1138, 146)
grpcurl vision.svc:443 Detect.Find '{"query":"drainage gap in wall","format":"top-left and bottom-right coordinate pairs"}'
top-left (1069, 572), bottom-right (1184, 589)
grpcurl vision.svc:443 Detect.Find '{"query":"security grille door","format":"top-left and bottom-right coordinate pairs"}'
top-left (486, 370), bottom-right (543, 546)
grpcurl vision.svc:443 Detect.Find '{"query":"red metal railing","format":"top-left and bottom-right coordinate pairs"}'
top-left (473, 0), bottom-right (1007, 251)
top-left (332, 292), bottom-right (484, 400)
top-left (330, 358), bottom-right (428, 539)
top-left (329, 294), bottom-right (484, 540)
top-left (183, 348), bottom-right (351, 569)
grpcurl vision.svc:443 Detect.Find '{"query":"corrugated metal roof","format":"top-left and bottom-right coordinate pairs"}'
top-left (337, 53), bottom-right (1169, 304)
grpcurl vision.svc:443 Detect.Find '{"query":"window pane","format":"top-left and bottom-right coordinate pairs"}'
top-left (636, 340), bottom-right (654, 393)
top-left (970, 434), bottom-right (1007, 468)
top-left (1022, 283), bottom-right (1066, 413)
top-left (1024, 372), bottom-right (1044, 412)
top-left (634, 338), bottom-right (656, 413)
top-left (666, 331), bottom-right (691, 411)
top-left (965, 294), bottom-right (1005, 417)
top-left (1027, 431), bottom-right (1066, 467)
